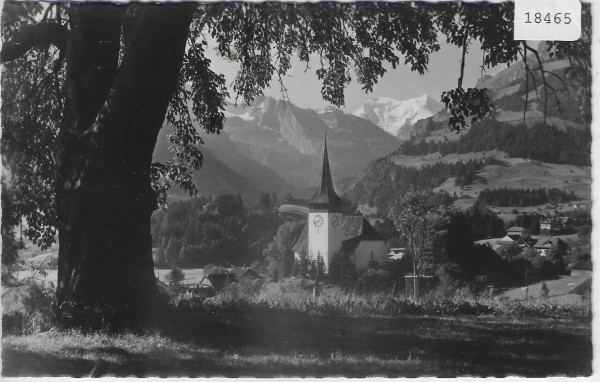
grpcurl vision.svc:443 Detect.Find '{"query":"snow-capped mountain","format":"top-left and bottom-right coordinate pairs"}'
top-left (353, 95), bottom-right (444, 139)
top-left (221, 96), bottom-right (400, 187)
top-left (154, 96), bottom-right (400, 204)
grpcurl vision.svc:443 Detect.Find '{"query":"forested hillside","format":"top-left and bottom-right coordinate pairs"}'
top-left (477, 187), bottom-right (579, 207)
top-left (397, 120), bottom-right (590, 166)
top-left (342, 117), bottom-right (590, 216)
top-left (151, 194), bottom-right (282, 268)
top-left (343, 158), bottom-right (485, 215)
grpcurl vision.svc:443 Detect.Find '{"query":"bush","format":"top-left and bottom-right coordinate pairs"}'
top-left (356, 269), bottom-right (393, 294)
top-left (171, 285), bottom-right (591, 319)
top-left (577, 224), bottom-right (592, 238)
top-left (166, 267), bottom-right (185, 293)
top-left (539, 282), bottom-right (549, 298)
top-left (213, 277), bottom-right (264, 302)
top-left (3, 282), bottom-right (56, 335)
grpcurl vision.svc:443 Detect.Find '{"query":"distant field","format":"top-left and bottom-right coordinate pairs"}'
top-left (12, 268), bottom-right (208, 288)
top-left (2, 310), bottom-right (591, 377)
top-left (434, 159), bottom-right (590, 199)
top-left (393, 149), bottom-right (504, 169)
top-left (155, 268), bottom-right (208, 286)
top-left (501, 271), bottom-right (592, 301)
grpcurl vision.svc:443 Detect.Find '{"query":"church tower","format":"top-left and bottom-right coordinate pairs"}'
top-left (308, 133), bottom-right (343, 272)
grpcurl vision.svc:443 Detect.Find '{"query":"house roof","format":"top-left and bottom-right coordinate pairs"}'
top-left (534, 236), bottom-right (554, 248)
top-left (388, 248), bottom-right (405, 260)
top-left (293, 215), bottom-right (383, 255)
top-left (507, 226), bottom-right (523, 233)
top-left (474, 238), bottom-right (500, 246)
top-left (558, 216), bottom-right (572, 224)
top-left (497, 235), bottom-right (515, 246)
top-left (520, 236), bottom-right (537, 246)
top-left (229, 267), bottom-right (260, 280)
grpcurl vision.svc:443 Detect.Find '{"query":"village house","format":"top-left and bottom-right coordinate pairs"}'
top-left (388, 248), bottom-right (405, 261)
top-left (533, 236), bottom-right (555, 256)
top-left (539, 218), bottom-right (554, 235)
top-left (476, 217), bottom-right (569, 257)
top-left (506, 226), bottom-right (524, 240)
top-left (540, 216), bottom-right (574, 235)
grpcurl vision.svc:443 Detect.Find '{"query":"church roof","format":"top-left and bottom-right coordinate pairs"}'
top-left (309, 133), bottom-right (342, 211)
top-left (292, 215), bottom-right (383, 255)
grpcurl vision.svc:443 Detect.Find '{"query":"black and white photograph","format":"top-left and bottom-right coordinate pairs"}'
top-left (0, 0), bottom-right (594, 377)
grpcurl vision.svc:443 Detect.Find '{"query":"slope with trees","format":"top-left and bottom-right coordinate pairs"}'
top-left (151, 194), bottom-right (281, 269)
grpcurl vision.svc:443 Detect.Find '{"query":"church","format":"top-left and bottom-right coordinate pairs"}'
top-left (281, 134), bottom-right (389, 273)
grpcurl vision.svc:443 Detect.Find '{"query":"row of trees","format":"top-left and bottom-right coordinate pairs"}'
top-left (345, 159), bottom-right (487, 215)
top-left (151, 194), bottom-right (281, 268)
top-left (398, 120), bottom-right (591, 166)
top-left (477, 187), bottom-right (579, 207)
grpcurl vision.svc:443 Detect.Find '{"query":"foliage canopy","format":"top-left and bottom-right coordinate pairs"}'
top-left (1, 2), bottom-right (590, 255)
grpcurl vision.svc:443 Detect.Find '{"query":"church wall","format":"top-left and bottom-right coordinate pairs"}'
top-left (354, 240), bottom-right (389, 273)
top-left (308, 211), bottom-right (342, 271)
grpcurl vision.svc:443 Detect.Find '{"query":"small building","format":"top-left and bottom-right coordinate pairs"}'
top-left (534, 236), bottom-right (554, 256)
top-left (540, 218), bottom-right (555, 235)
top-left (496, 235), bottom-right (516, 247)
top-left (557, 216), bottom-right (574, 232)
top-left (518, 235), bottom-right (537, 249)
top-left (506, 226), bottom-right (524, 240)
top-left (206, 267), bottom-right (261, 291)
top-left (474, 274), bottom-right (488, 283)
top-left (388, 248), bottom-right (406, 261)
top-left (474, 238), bottom-right (501, 251)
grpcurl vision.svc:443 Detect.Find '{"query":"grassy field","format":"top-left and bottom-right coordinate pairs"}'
top-left (2, 307), bottom-right (592, 377)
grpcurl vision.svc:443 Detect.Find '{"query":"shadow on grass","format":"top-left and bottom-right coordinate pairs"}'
top-left (2, 309), bottom-right (592, 377)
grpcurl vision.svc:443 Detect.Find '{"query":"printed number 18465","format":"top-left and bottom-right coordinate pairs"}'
top-left (525, 12), bottom-right (571, 24)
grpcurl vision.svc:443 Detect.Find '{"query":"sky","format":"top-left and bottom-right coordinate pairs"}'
top-left (204, 37), bottom-right (509, 113)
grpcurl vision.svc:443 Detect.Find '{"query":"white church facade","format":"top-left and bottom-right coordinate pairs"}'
top-left (290, 134), bottom-right (389, 273)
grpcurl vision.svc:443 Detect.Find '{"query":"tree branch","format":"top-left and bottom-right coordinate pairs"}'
top-left (523, 42), bottom-right (565, 127)
top-left (1, 22), bottom-right (67, 63)
top-left (457, 28), bottom-right (469, 89)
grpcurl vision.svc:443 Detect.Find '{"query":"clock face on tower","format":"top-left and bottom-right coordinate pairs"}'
top-left (330, 215), bottom-right (340, 228)
top-left (312, 214), bottom-right (324, 229)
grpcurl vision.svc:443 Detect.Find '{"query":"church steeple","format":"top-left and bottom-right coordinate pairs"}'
top-left (310, 132), bottom-right (342, 211)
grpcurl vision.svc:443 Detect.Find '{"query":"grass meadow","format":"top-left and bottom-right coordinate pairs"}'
top-left (2, 280), bottom-right (593, 377)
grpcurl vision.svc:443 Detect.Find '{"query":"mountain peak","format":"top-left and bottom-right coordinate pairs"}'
top-left (353, 95), bottom-right (443, 137)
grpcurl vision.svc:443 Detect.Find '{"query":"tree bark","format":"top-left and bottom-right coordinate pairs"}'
top-left (56, 3), bottom-right (194, 328)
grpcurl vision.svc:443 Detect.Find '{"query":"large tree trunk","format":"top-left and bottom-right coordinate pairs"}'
top-left (56, 3), bottom-right (194, 329)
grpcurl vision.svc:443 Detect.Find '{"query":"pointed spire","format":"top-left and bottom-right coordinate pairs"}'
top-left (310, 132), bottom-right (342, 211)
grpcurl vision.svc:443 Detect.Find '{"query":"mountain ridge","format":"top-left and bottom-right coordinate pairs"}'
top-left (353, 95), bottom-right (444, 139)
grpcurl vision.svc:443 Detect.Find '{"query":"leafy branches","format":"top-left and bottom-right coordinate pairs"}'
top-left (1, 11), bottom-right (65, 249)
top-left (437, 2), bottom-right (590, 131)
top-left (441, 88), bottom-right (493, 132)
top-left (162, 29), bottom-right (229, 203)
top-left (206, 2), bottom-right (440, 107)
top-left (0, 22), bottom-right (67, 63)
top-left (389, 188), bottom-right (444, 276)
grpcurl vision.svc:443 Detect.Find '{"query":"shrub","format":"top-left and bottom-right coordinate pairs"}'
top-left (3, 282), bottom-right (56, 335)
top-left (356, 269), bottom-right (393, 294)
top-left (166, 267), bottom-right (185, 293)
top-left (539, 282), bottom-right (550, 298)
top-left (577, 224), bottom-right (592, 238)
top-left (213, 277), bottom-right (264, 302)
top-left (164, 281), bottom-right (591, 321)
